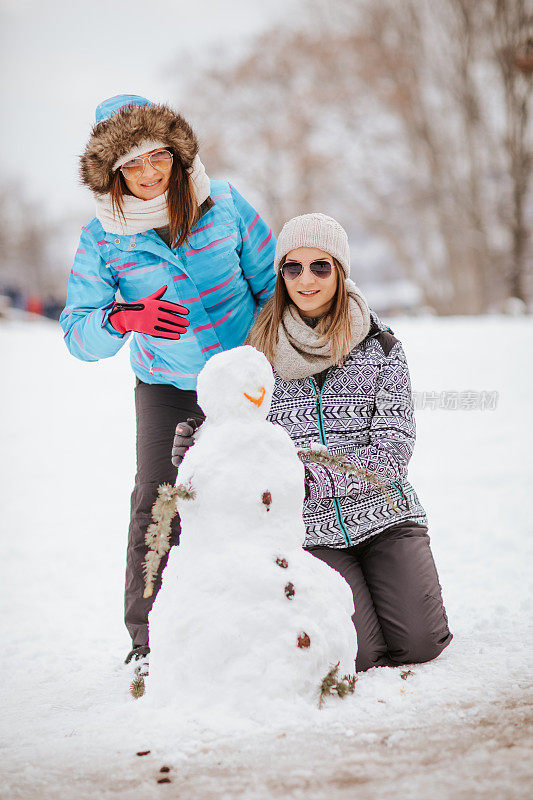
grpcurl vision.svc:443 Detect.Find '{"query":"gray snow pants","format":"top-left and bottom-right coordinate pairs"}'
top-left (125, 380), bottom-right (204, 648)
top-left (309, 522), bottom-right (453, 672)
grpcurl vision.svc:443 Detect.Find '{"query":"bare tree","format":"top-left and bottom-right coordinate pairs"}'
top-left (491, 0), bottom-right (532, 303)
top-left (175, 0), bottom-right (532, 314)
top-left (0, 185), bottom-right (59, 297)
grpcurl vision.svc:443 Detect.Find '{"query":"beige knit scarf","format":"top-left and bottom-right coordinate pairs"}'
top-left (272, 279), bottom-right (371, 381)
top-left (95, 154), bottom-right (211, 236)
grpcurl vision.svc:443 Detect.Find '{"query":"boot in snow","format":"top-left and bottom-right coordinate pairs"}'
top-left (125, 645), bottom-right (150, 677)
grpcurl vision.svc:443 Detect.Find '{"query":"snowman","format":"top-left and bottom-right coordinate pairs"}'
top-left (148, 345), bottom-right (357, 711)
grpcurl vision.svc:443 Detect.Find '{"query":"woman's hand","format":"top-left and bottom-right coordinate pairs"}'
top-left (171, 418), bottom-right (203, 467)
top-left (109, 286), bottom-right (189, 339)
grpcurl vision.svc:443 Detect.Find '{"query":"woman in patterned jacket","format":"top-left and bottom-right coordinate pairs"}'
top-left (60, 95), bottom-right (276, 670)
top-left (174, 213), bottom-right (453, 672)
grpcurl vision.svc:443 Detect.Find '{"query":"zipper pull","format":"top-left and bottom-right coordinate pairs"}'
top-left (392, 481), bottom-right (410, 510)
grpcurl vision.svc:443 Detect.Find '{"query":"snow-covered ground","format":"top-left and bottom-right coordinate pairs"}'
top-left (1, 315), bottom-right (532, 800)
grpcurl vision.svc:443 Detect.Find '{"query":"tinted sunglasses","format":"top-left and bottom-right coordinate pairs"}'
top-left (120, 149), bottom-right (173, 180)
top-left (281, 259), bottom-right (334, 281)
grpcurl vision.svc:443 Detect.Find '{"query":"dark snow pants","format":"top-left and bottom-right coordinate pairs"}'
top-left (309, 522), bottom-right (453, 672)
top-left (125, 380), bottom-right (204, 648)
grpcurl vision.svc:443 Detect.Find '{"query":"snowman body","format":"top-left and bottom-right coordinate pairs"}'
top-left (148, 346), bottom-right (357, 711)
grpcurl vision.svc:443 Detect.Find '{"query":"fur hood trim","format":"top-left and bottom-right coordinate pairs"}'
top-left (80, 102), bottom-right (199, 196)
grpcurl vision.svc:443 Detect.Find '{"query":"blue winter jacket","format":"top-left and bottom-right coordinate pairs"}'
top-left (60, 182), bottom-right (277, 389)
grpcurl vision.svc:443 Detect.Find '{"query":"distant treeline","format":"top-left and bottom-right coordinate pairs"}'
top-left (180, 0), bottom-right (532, 314)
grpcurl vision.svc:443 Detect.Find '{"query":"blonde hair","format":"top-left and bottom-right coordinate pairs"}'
top-left (246, 257), bottom-right (353, 365)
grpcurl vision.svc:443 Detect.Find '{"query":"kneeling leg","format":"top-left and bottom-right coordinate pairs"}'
top-left (358, 523), bottom-right (453, 666)
top-left (309, 546), bottom-right (392, 672)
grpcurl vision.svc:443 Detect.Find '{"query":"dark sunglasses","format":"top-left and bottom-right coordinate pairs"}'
top-left (280, 259), bottom-right (334, 281)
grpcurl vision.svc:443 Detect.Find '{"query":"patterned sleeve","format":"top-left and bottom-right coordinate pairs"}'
top-left (59, 227), bottom-right (128, 362)
top-left (229, 184), bottom-right (277, 309)
top-left (306, 341), bottom-right (416, 499)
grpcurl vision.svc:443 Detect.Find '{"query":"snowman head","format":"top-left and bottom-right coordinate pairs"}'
top-left (197, 346), bottom-right (275, 424)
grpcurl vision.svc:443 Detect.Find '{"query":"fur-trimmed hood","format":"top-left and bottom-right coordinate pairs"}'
top-left (80, 95), bottom-right (198, 196)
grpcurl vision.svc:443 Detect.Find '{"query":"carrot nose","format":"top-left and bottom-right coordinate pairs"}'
top-left (243, 386), bottom-right (266, 407)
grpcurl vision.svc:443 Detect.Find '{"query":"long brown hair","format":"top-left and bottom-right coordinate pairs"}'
top-left (246, 257), bottom-right (353, 366)
top-left (110, 149), bottom-right (214, 247)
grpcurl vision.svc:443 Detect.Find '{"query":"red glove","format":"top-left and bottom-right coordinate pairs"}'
top-left (108, 286), bottom-right (189, 340)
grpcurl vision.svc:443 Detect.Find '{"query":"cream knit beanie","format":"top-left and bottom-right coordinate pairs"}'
top-left (113, 140), bottom-right (167, 171)
top-left (274, 213), bottom-right (351, 279)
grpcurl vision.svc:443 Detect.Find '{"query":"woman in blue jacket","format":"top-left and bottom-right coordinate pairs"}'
top-left (60, 95), bottom-right (276, 668)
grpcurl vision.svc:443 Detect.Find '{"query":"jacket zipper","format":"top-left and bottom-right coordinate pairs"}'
top-left (309, 378), bottom-right (353, 547)
top-left (391, 480), bottom-right (410, 510)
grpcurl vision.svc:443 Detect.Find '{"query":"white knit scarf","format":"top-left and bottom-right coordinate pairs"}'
top-left (272, 279), bottom-right (371, 381)
top-left (95, 154), bottom-right (212, 235)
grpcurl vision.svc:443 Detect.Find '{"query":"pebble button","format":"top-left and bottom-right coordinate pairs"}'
top-left (131, 243), bottom-right (136, 248)
top-left (115, 238), bottom-right (120, 245)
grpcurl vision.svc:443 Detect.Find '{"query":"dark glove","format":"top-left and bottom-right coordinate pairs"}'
top-left (109, 285), bottom-right (189, 339)
top-left (172, 417), bottom-right (203, 467)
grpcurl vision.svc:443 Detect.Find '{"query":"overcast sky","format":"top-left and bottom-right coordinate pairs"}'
top-left (0, 0), bottom-right (288, 218)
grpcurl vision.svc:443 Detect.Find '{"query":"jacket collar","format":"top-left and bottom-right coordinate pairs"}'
top-left (104, 229), bottom-right (171, 257)
top-left (364, 310), bottom-right (393, 339)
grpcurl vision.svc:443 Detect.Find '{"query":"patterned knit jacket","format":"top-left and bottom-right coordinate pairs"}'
top-left (266, 312), bottom-right (428, 549)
